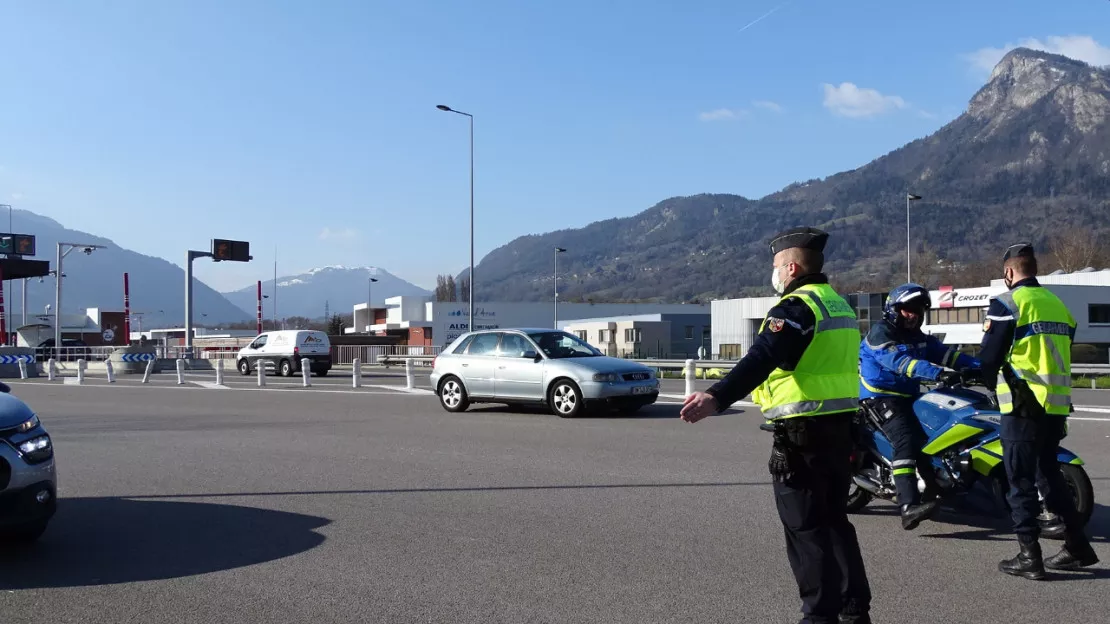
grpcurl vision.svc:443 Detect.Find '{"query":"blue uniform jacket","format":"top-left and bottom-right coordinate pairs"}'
top-left (859, 321), bottom-right (981, 399)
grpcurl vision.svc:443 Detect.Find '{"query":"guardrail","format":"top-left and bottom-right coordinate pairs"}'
top-left (336, 345), bottom-right (440, 365)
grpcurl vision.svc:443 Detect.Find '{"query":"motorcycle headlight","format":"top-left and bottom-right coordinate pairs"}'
top-left (16, 414), bottom-right (40, 433)
top-left (592, 373), bottom-right (619, 382)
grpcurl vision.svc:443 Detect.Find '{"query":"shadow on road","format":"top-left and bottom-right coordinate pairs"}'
top-left (466, 403), bottom-right (746, 420)
top-left (0, 497), bottom-right (330, 590)
top-left (922, 499), bottom-right (1110, 545)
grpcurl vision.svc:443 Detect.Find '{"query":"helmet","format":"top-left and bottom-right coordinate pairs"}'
top-left (883, 283), bottom-right (931, 328)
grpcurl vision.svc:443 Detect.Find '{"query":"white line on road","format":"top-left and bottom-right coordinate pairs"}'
top-left (192, 381), bottom-right (229, 390)
top-left (365, 384), bottom-right (434, 395)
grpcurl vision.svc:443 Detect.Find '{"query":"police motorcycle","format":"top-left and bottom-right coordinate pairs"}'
top-left (844, 371), bottom-right (1094, 531)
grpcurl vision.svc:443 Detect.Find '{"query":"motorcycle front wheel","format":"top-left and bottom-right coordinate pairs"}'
top-left (846, 482), bottom-right (873, 512)
top-left (991, 463), bottom-right (1095, 528)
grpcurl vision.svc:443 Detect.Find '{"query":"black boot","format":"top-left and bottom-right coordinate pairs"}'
top-left (1045, 538), bottom-right (1099, 570)
top-left (900, 500), bottom-right (939, 530)
top-left (1040, 518), bottom-right (1066, 540)
top-left (999, 540), bottom-right (1046, 580)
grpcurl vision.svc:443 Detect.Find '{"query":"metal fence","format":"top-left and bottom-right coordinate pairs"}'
top-left (333, 344), bottom-right (441, 365)
top-left (32, 346), bottom-right (117, 362)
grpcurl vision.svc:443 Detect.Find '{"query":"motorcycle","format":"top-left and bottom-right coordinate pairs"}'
top-left (846, 374), bottom-right (1095, 532)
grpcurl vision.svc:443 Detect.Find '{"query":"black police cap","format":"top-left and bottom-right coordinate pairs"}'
top-left (1003, 242), bottom-right (1035, 262)
top-left (768, 226), bottom-right (829, 255)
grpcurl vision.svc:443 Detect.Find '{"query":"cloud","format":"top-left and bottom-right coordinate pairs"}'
top-left (318, 227), bottom-right (359, 241)
top-left (821, 82), bottom-right (906, 118)
top-left (9, 192), bottom-right (24, 201)
top-left (752, 100), bottom-right (783, 113)
top-left (698, 108), bottom-right (748, 122)
top-left (965, 35), bottom-right (1110, 74)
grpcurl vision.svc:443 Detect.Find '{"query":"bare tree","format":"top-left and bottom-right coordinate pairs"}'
top-left (1048, 228), bottom-right (1110, 273)
top-left (458, 277), bottom-right (470, 302)
top-left (446, 275), bottom-right (458, 301)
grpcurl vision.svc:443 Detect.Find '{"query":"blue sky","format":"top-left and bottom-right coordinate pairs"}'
top-left (1, 0), bottom-right (1108, 292)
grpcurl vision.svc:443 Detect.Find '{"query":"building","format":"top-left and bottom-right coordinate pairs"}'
top-left (349, 296), bottom-right (711, 349)
top-left (559, 312), bottom-right (711, 358)
top-left (14, 308), bottom-right (130, 348)
top-left (711, 292), bottom-right (884, 359)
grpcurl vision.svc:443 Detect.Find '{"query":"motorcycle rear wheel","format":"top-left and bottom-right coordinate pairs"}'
top-left (846, 483), bottom-right (873, 512)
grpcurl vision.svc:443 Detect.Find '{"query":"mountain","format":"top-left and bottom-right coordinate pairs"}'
top-left (221, 266), bottom-right (431, 320)
top-left (2, 209), bottom-right (250, 326)
top-left (469, 48), bottom-right (1110, 302)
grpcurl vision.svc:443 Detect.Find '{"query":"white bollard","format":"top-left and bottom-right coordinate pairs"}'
top-left (257, 360), bottom-right (267, 386)
top-left (684, 359), bottom-right (695, 397)
top-left (76, 359), bottom-right (86, 384)
top-left (47, 358), bottom-right (56, 381)
top-left (352, 358), bottom-right (362, 388)
top-left (176, 358), bottom-right (185, 385)
top-left (105, 359), bottom-right (116, 383)
top-left (301, 358), bottom-right (311, 387)
top-left (142, 358), bottom-right (154, 383)
top-left (18, 359), bottom-right (28, 380)
top-left (1092, 378), bottom-right (1097, 390)
top-left (216, 358), bottom-right (224, 385)
top-left (405, 357), bottom-right (414, 390)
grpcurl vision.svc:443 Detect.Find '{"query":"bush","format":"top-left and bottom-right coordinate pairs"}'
top-left (1071, 376), bottom-right (1110, 389)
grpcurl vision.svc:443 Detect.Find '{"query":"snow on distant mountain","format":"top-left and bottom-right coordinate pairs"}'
top-left (221, 266), bottom-right (431, 319)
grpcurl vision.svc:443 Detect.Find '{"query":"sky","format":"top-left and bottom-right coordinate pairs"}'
top-left (1, 0), bottom-right (1108, 292)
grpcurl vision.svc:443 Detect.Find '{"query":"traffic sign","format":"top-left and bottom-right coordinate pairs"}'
top-left (0, 354), bottom-right (35, 364)
top-left (119, 352), bottom-right (154, 362)
top-left (211, 239), bottom-right (251, 262)
top-left (0, 233), bottom-right (35, 257)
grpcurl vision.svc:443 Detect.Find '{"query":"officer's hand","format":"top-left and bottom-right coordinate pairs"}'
top-left (937, 371), bottom-right (962, 387)
top-left (680, 391), bottom-right (718, 423)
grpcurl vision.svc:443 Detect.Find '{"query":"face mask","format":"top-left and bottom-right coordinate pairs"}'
top-left (1003, 269), bottom-right (1013, 289)
top-left (771, 264), bottom-right (787, 294)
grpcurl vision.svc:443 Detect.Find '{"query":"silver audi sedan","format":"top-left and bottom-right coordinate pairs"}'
top-left (430, 328), bottom-right (660, 417)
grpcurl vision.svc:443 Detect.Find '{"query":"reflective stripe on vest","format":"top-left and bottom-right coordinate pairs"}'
top-left (752, 283), bottom-right (860, 421)
top-left (994, 287), bottom-right (1075, 416)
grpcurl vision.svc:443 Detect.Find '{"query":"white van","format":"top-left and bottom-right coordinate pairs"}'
top-left (236, 330), bottom-right (332, 377)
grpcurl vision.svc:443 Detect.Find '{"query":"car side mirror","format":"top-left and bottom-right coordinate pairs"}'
top-left (522, 349), bottom-right (538, 360)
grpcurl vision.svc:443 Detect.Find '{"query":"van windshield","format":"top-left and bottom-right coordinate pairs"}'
top-left (525, 331), bottom-right (602, 359)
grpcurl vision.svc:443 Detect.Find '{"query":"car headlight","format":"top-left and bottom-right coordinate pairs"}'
top-left (16, 414), bottom-right (40, 433)
top-left (592, 373), bottom-right (619, 382)
top-left (18, 434), bottom-right (52, 464)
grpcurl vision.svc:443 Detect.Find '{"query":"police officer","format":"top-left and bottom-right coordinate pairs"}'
top-left (859, 283), bottom-right (982, 530)
top-left (980, 243), bottom-right (1099, 579)
top-left (681, 227), bottom-right (872, 624)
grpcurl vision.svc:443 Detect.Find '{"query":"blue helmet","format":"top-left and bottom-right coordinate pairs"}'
top-left (883, 283), bottom-right (931, 327)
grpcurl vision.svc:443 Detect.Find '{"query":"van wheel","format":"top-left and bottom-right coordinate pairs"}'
top-left (279, 359), bottom-right (293, 377)
top-left (439, 376), bottom-right (469, 412)
top-left (238, 359), bottom-right (251, 376)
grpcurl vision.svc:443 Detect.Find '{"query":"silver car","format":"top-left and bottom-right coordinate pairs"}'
top-left (430, 329), bottom-right (660, 417)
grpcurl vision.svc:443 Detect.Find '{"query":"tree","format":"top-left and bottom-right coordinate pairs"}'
top-left (458, 277), bottom-right (470, 302)
top-left (327, 314), bottom-right (346, 335)
top-left (1048, 228), bottom-right (1110, 273)
top-left (446, 275), bottom-right (457, 301)
top-left (434, 274), bottom-right (460, 302)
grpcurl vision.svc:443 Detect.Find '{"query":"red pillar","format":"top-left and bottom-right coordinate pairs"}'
top-left (256, 280), bottom-right (263, 335)
top-left (123, 272), bottom-right (131, 344)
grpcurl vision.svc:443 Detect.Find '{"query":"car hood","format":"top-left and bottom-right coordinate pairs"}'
top-left (0, 392), bottom-right (36, 429)
top-left (550, 356), bottom-right (652, 374)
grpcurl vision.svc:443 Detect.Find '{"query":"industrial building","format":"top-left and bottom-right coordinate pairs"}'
top-left (559, 312), bottom-right (711, 358)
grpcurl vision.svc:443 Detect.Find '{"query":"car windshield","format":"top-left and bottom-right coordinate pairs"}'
top-left (525, 331), bottom-right (602, 359)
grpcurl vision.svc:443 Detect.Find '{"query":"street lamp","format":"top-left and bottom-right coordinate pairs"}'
top-left (436, 103), bottom-right (474, 331)
top-left (554, 247), bottom-right (566, 328)
top-left (906, 192), bottom-right (922, 282)
top-left (367, 277), bottom-right (378, 334)
top-left (55, 242), bottom-right (106, 352)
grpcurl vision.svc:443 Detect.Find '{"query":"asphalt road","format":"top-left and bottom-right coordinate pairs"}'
top-left (0, 378), bottom-right (1107, 623)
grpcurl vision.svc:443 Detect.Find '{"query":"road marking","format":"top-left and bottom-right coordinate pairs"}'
top-left (366, 384), bottom-right (434, 395)
top-left (1072, 405), bottom-right (1110, 415)
top-left (192, 381), bottom-right (229, 390)
top-left (1069, 416), bottom-right (1110, 422)
top-left (63, 377), bottom-right (81, 385)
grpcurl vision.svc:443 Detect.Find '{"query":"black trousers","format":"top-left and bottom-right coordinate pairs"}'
top-left (874, 396), bottom-right (937, 507)
top-left (1001, 385), bottom-right (1083, 543)
top-left (774, 414), bottom-right (872, 624)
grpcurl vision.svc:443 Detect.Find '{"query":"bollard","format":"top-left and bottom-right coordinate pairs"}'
top-left (301, 358), bottom-right (312, 387)
top-left (405, 357), bottom-right (414, 390)
top-left (18, 359), bottom-right (28, 380)
top-left (142, 358), bottom-right (155, 383)
top-left (176, 358), bottom-right (185, 385)
top-left (47, 358), bottom-right (56, 381)
top-left (105, 359), bottom-right (116, 383)
top-left (257, 360), bottom-right (267, 386)
top-left (76, 359), bottom-right (86, 384)
top-left (684, 359), bottom-right (695, 397)
top-left (352, 358), bottom-right (362, 388)
top-left (216, 358), bottom-right (225, 385)
top-left (1092, 378), bottom-right (1097, 390)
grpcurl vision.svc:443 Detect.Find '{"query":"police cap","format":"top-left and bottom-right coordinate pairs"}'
top-left (768, 226), bottom-right (829, 256)
top-left (1003, 242), bottom-right (1035, 262)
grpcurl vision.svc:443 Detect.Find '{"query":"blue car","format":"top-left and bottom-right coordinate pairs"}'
top-left (0, 382), bottom-right (57, 543)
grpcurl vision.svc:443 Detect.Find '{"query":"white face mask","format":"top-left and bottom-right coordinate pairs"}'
top-left (771, 264), bottom-right (788, 294)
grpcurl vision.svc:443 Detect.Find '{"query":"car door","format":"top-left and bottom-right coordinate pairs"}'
top-left (459, 332), bottom-right (501, 397)
top-left (246, 335), bottom-right (268, 366)
top-left (494, 333), bottom-right (545, 400)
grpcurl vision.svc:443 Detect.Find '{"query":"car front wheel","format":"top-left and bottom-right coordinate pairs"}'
top-left (439, 376), bottom-right (469, 412)
top-left (549, 380), bottom-right (584, 418)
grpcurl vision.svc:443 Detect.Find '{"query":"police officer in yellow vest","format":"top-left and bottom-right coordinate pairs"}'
top-left (681, 227), bottom-right (872, 624)
top-left (980, 243), bottom-right (1098, 579)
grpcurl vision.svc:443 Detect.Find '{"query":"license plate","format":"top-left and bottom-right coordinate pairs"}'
top-left (631, 385), bottom-right (654, 395)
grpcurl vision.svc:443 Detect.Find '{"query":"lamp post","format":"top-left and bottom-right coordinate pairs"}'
top-left (55, 242), bottom-right (106, 352)
top-left (554, 247), bottom-right (566, 328)
top-left (436, 104), bottom-right (474, 331)
top-left (906, 192), bottom-right (921, 282)
top-left (367, 277), bottom-right (378, 333)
